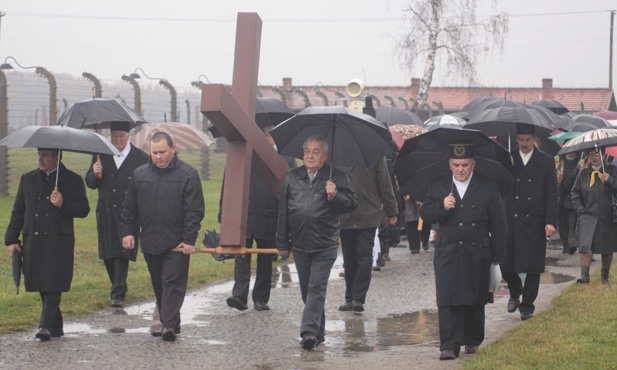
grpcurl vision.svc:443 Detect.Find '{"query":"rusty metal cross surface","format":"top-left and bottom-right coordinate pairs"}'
top-left (200, 12), bottom-right (290, 254)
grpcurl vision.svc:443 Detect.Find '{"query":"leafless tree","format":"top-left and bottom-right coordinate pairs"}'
top-left (396, 0), bottom-right (509, 110)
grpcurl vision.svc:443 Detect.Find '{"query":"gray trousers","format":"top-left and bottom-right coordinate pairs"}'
top-left (144, 251), bottom-right (190, 329)
top-left (293, 247), bottom-right (337, 339)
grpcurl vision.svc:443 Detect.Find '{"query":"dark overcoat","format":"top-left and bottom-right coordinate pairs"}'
top-left (570, 164), bottom-right (617, 253)
top-left (85, 144), bottom-right (149, 260)
top-left (4, 163), bottom-right (90, 292)
top-left (502, 149), bottom-right (558, 274)
top-left (419, 174), bottom-right (506, 306)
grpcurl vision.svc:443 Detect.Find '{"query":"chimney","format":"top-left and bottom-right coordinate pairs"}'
top-left (283, 77), bottom-right (292, 90)
top-left (542, 78), bottom-right (553, 89)
top-left (411, 78), bottom-right (421, 87)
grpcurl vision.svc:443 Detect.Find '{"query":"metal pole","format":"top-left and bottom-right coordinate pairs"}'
top-left (159, 80), bottom-right (177, 122)
top-left (610, 10), bottom-right (615, 90)
top-left (0, 70), bottom-right (9, 196)
top-left (35, 67), bottom-right (57, 125)
top-left (82, 72), bottom-right (102, 97)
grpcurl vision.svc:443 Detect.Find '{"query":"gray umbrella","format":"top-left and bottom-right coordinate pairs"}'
top-left (12, 250), bottom-right (22, 295)
top-left (57, 98), bottom-right (148, 129)
top-left (375, 106), bottom-right (424, 126)
top-left (0, 125), bottom-right (121, 187)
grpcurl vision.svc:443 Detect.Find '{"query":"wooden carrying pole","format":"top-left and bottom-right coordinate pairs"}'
top-left (171, 247), bottom-right (278, 255)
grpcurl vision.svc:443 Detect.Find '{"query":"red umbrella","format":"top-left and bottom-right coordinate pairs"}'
top-left (389, 130), bottom-right (405, 150)
top-left (594, 110), bottom-right (617, 121)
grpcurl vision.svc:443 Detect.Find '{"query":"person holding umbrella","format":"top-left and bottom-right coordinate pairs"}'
top-left (276, 136), bottom-right (357, 349)
top-left (419, 142), bottom-right (507, 360)
top-left (84, 122), bottom-right (149, 308)
top-left (501, 123), bottom-right (559, 321)
top-left (5, 148), bottom-right (90, 341)
top-left (570, 146), bottom-right (617, 284)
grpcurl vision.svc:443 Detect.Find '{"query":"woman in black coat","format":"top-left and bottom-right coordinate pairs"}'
top-left (571, 147), bottom-right (617, 284)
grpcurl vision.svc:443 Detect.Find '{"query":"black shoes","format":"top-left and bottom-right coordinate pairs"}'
top-left (35, 327), bottom-right (52, 341)
top-left (338, 301), bottom-right (353, 311)
top-left (151, 327), bottom-right (180, 337)
top-left (410, 249), bottom-right (420, 254)
top-left (162, 327), bottom-right (176, 341)
top-left (301, 333), bottom-right (318, 349)
top-left (507, 297), bottom-right (520, 313)
top-left (352, 300), bottom-right (364, 312)
top-left (340, 300), bottom-right (364, 312)
top-left (110, 299), bottom-right (124, 308)
top-left (439, 349), bottom-right (458, 360)
top-left (576, 275), bottom-right (590, 284)
top-left (254, 302), bottom-right (270, 311)
top-left (520, 312), bottom-right (534, 321)
top-left (226, 296), bottom-right (248, 311)
top-left (465, 345), bottom-right (479, 354)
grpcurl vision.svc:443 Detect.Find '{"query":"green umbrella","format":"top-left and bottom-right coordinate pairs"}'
top-left (549, 131), bottom-right (584, 143)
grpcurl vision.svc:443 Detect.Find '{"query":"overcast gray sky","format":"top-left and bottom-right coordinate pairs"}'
top-left (1, 0), bottom-right (615, 91)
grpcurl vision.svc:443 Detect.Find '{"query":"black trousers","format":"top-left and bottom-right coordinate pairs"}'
top-left (405, 221), bottom-right (431, 251)
top-left (557, 207), bottom-right (578, 248)
top-left (144, 251), bottom-right (190, 329)
top-left (341, 228), bottom-right (376, 304)
top-left (502, 272), bottom-right (541, 314)
top-left (39, 292), bottom-right (63, 335)
top-left (104, 256), bottom-right (129, 300)
top-left (438, 304), bottom-right (485, 355)
top-left (231, 238), bottom-right (273, 304)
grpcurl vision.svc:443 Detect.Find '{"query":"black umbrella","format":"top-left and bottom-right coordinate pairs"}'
top-left (465, 98), bottom-right (524, 118)
top-left (461, 96), bottom-right (499, 113)
top-left (0, 125), bottom-right (121, 187)
top-left (375, 106), bottom-right (424, 126)
top-left (465, 106), bottom-right (555, 144)
top-left (557, 128), bottom-right (617, 155)
top-left (394, 127), bottom-right (514, 200)
top-left (531, 99), bottom-right (569, 115)
top-left (57, 98), bottom-right (148, 130)
top-left (207, 97), bottom-right (294, 138)
top-left (12, 250), bottom-right (23, 295)
top-left (571, 114), bottom-right (611, 129)
top-left (270, 105), bottom-right (394, 170)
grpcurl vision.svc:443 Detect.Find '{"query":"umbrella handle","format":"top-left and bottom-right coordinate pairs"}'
top-left (96, 155), bottom-right (103, 179)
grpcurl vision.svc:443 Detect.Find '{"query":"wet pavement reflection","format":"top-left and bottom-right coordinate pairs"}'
top-left (326, 310), bottom-right (440, 354)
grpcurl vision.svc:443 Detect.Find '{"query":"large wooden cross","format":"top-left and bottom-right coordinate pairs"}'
top-left (199, 12), bottom-right (290, 253)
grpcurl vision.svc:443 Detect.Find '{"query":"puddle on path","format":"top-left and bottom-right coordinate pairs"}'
top-left (540, 271), bottom-right (575, 284)
top-left (326, 310), bottom-right (440, 354)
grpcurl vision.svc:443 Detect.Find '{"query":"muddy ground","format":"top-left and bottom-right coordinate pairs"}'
top-left (0, 238), bottom-right (585, 369)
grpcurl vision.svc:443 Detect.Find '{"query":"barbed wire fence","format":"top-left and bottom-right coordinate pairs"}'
top-left (0, 70), bottom-right (211, 196)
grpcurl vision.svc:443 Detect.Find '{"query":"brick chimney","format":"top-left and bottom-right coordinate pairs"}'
top-left (283, 77), bottom-right (292, 90)
top-left (542, 78), bottom-right (553, 89)
top-left (411, 78), bottom-right (421, 87)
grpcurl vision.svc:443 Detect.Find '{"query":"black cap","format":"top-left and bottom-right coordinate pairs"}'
top-left (110, 122), bottom-right (130, 132)
top-left (449, 142), bottom-right (475, 159)
top-left (516, 123), bottom-right (535, 135)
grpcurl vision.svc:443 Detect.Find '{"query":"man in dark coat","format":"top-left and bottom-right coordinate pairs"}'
top-left (337, 157), bottom-right (398, 312)
top-left (121, 132), bottom-right (204, 342)
top-left (223, 126), bottom-right (296, 311)
top-left (85, 122), bottom-right (149, 308)
top-left (501, 124), bottom-right (558, 320)
top-left (556, 151), bottom-right (581, 254)
top-left (5, 149), bottom-right (90, 341)
top-left (277, 136), bottom-right (357, 350)
top-left (419, 142), bottom-right (507, 360)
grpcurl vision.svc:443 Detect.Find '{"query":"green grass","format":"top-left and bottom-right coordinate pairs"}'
top-left (463, 271), bottom-right (617, 369)
top-left (0, 147), bottom-right (241, 333)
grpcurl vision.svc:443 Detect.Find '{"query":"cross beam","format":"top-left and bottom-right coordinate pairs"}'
top-left (199, 13), bottom-right (290, 251)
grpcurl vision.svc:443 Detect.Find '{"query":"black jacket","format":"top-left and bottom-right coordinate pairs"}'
top-left (85, 144), bottom-right (149, 260)
top-left (121, 155), bottom-right (204, 255)
top-left (277, 165), bottom-right (357, 253)
top-left (5, 163), bottom-right (90, 292)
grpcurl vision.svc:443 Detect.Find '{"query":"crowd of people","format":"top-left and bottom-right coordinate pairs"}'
top-left (4, 111), bottom-right (617, 362)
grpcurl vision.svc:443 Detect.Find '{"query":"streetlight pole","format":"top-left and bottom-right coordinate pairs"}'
top-left (610, 10), bottom-right (615, 90)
